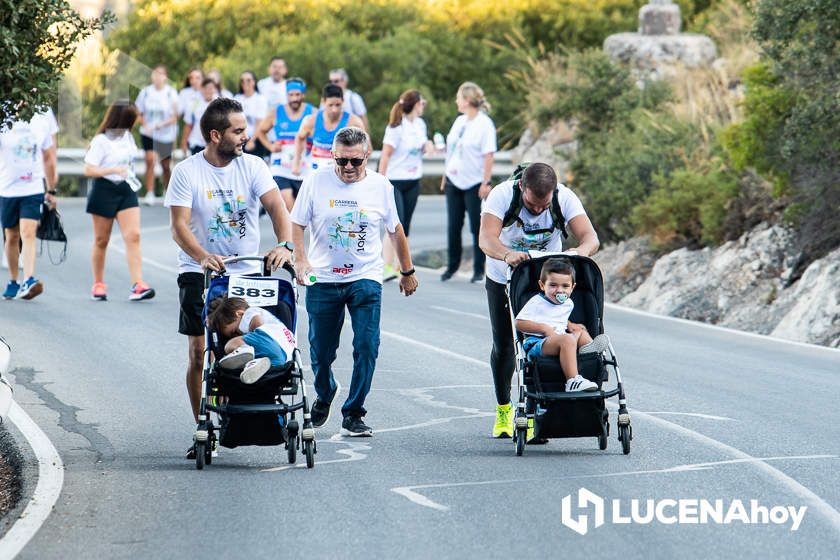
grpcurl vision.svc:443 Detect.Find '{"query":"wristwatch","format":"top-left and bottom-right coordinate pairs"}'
top-left (275, 241), bottom-right (295, 252)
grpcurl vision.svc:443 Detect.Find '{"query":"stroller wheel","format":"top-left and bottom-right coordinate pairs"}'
top-left (287, 436), bottom-right (297, 464)
top-left (598, 433), bottom-right (608, 450)
top-left (195, 442), bottom-right (206, 470)
top-left (304, 439), bottom-right (315, 468)
top-left (618, 425), bottom-right (631, 455)
top-left (515, 428), bottom-right (526, 456)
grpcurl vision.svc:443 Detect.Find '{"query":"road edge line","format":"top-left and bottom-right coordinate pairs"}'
top-left (0, 402), bottom-right (64, 559)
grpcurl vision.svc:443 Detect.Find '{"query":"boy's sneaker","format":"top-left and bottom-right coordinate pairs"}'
top-left (218, 345), bottom-right (255, 370)
top-left (3, 280), bottom-right (20, 300)
top-left (240, 357), bottom-right (271, 384)
top-left (383, 264), bottom-right (398, 282)
top-left (492, 403), bottom-right (513, 438)
top-left (579, 334), bottom-right (610, 355)
top-left (129, 281), bottom-right (155, 301)
top-left (565, 375), bottom-right (599, 392)
top-left (310, 398), bottom-right (332, 428)
top-left (340, 415), bottom-right (372, 437)
top-left (17, 277), bottom-right (43, 300)
top-left (91, 282), bottom-right (107, 301)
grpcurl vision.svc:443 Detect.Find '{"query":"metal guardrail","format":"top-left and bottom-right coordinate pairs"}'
top-left (56, 148), bottom-right (515, 179)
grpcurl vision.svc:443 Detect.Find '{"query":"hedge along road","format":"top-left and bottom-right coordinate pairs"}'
top-left (0, 197), bottom-right (838, 559)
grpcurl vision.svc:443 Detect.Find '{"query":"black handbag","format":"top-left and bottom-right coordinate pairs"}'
top-left (36, 204), bottom-right (67, 264)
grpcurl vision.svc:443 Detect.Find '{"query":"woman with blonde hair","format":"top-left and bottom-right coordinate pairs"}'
top-left (83, 100), bottom-right (155, 302)
top-left (440, 82), bottom-right (497, 283)
top-left (378, 89), bottom-right (432, 281)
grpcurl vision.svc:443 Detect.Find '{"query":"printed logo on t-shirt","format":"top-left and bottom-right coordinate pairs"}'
top-left (328, 210), bottom-right (370, 254)
top-left (332, 263), bottom-right (355, 275)
top-left (207, 196), bottom-right (248, 242)
top-left (329, 199), bottom-right (358, 209)
top-left (510, 223), bottom-right (553, 252)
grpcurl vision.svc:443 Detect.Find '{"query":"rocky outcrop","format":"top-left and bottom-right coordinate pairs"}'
top-left (510, 122), bottom-right (576, 182)
top-left (594, 223), bottom-right (840, 347)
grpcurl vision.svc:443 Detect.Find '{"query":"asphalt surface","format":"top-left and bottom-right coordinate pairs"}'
top-left (1, 196), bottom-right (839, 559)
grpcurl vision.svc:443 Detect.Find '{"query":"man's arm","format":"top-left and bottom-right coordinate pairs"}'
top-left (255, 112), bottom-right (276, 152)
top-left (347, 114), bottom-right (365, 133)
top-left (479, 213), bottom-right (529, 267)
top-left (292, 115), bottom-right (313, 176)
top-left (291, 222), bottom-right (309, 283)
top-left (170, 206), bottom-right (225, 271)
top-left (387, 224), bottom-right (418, 296)
top-left (566, 214), bottom-right (600, 257)
top-left (479, 153), bottom-right (494, 199)
top-left (42, 147), bottom-right (57, 207)
top-left (260, 188), bottom-right (293, 270)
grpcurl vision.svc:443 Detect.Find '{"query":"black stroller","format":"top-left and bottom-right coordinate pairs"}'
top-left (192, 256), bottom-right (316, 469)
top-left (507, 254), bottom-right (632, 455)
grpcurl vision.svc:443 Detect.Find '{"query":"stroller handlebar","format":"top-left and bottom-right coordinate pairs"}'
top-left (204, 256), bottom-right (297, 287)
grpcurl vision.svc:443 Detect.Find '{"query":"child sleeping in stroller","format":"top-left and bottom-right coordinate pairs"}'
top-left (207, 296), bottom-right (297, 385)
top-left (515, 257), bottom-right (610, 392)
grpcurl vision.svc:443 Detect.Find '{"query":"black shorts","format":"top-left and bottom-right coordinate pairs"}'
top-left (140, 134), bottom-right (174, 161)
top-left (0, 193), bottom-right (44, 229)
top-left (178, 272), bottom-right (205, 336)
top-left (245, 142), bottom-right (270, 159)
top-left (273, 176), bottom-right (303, 197)
top-left (85, 178), bottom-right (138, 218)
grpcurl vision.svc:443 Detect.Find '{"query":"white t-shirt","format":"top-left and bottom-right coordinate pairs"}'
top-left (516, 294), bottom-right (575, 336)
top-left (444, 112), bottom-right (496, 189)
top-left (344, 90), bottom-right (366, 116)
top-left (136, 84), bottom-right (179, 142)
top-left (84, 131), bottom-right (138, 184)
top-left (178, 87), bottom-right (202, 118)
top-left (0, 113), bottom-right (54, 197)
top-left (164, 153), bottom-right (276, 275)
top-left (481, 180), bottom-right (586, 284)
top-left (381, 117), bottom-right (427, 180)
top-left (239, 306), bottom-right (296, 361)
top-left (234, 92), bottom-right (269, 139)
top-left (184, 97), bottom-right (216, 148)
top-left (290, 168), bottom-right (400, 284)
top-left (257, 77), bottom-right (287, 109)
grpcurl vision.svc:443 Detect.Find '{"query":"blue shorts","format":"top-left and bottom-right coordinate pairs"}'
top-left (242, 328), bottom-right (288, 367)
top-left (523, 336), bottom-right (546, 360)
top-left (0, 193), bottom-right (43, 229)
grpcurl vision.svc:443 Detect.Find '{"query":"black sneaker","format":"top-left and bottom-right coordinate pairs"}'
top-left (470, 273), bottom-right (484, 283)
top-left (340, 415), bottom-right (372, 437)
top-left (440, 270), bottom-right (456, 282)
top-left (310, 398), bottom-right (332, 428)
top-left (185, 445), bottom-right (196, 460)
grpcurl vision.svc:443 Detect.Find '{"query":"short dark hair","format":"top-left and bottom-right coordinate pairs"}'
top-left (206, 296), bottom-right (249, 334)
top-left (540, 257), bottom-right (575, 283)
top-left (96, 100), bottom-right (138, 134)
top-left (322, 83), bottom-right (344, 100)
top-left (270, 56), bottom-right (285, 63)
top-left (522, 162), bottom-right (557, 198)
top-left (200, 98), bottom-right (243, 143)
top-left (201, 77), bottom-right (217, 89)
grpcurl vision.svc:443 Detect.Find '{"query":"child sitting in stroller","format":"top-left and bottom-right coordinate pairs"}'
top-left (207, 296), bottom-right (296, 385)
top-left (515, 257), bottom-right (610, 392)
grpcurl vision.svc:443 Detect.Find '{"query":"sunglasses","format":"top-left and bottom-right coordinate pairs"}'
top-left (334, 156), bottom-right (366, 167)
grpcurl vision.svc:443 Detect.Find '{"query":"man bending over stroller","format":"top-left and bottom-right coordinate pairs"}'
top-left (515, 257), bottom-right (610, 392)
top-left (207, 297), bottom-right (296, 385)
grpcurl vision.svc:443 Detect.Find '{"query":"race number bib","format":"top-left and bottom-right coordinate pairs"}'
top-left (227, 276), bottom-right (279, 307)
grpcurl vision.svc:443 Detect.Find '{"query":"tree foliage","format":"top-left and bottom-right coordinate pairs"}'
top-left (0, 0), bottom-right (113, 127)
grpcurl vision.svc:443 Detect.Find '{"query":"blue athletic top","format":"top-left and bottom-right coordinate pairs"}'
top-left (270, 103), bottom-right (314, 179)
top-left (310, 110), bottom-right (350, 170)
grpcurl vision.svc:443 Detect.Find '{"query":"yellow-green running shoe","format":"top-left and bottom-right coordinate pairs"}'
top-left (527, 417), bottom-right (548, 444)
top-left (493, 403), bottom-right (513, 438)
top-left (383, 264), bottom-right (398, 282)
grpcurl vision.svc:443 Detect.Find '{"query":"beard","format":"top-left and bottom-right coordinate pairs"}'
top-left (288, 99), bottom-right (302, 111)
top-left (217, 136), bottom-right (244, 162)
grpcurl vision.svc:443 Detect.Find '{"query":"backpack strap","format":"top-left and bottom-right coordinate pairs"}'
top-left (550, 188), bottom-right (568, 239)
top-left (501, 180), bottom-right (569, 239)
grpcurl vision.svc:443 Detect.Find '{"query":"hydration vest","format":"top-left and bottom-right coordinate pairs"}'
top-left (501, 162), bottom-right (568, 239)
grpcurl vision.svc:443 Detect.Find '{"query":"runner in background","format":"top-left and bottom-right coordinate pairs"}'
top-left (327, 68), bottom-right (368, 132)
top-left (178, 68), bottom-right (204, 119)
top-left (234, 71), bottom-right (269, 159)
top-left (0, 109), bottom-right (58, 299)
top-left (181, 78), bottom-right (219, 155)
top-left (206, 69), bottom-right (234, 99)
top-left (292, 83), bottom-right (364, 178)
top-left (136, 64), bottom-right (179, 206)
top-left (378, 90), bottom-right (432, 282)
top-left (257, 57), bottom-right (288, 111)
top-left (255, 77), bottom-right (313, 210)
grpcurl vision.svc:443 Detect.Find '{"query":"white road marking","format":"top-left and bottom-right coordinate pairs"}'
top-left (430, 306), bottom-right (489, 321)
top-left (260, 437), bottom-right (372, 473)
top-left (0, 402), bottom-right (65, 559)
top-left (391, 454), bottom-right (839, 512)
top-left (638, 411), bottom-right (735, 421)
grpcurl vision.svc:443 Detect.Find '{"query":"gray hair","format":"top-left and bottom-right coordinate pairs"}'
top-left (333, 126), bottom-right (369, 153)
top-left (329, 68), bottom-right (349, 83)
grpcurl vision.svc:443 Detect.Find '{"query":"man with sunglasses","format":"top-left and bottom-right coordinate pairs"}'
top-left (478, 162), bottom-right (599, 440)
top-left (290, 126), bottom-right (419, 437)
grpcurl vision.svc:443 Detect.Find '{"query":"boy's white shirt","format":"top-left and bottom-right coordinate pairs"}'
top-left (515, 293), bottom-right (574, 336)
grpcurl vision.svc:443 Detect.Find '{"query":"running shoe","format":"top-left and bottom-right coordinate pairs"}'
top-left (440, 269), bottom-right (456, 282)
top-left (340, 415), bottom-right (372, 437)
top-left (310, 398), bottom-right (332, 428)
top-left (470, 272), bottom-right (484, 284)
top-left (129, 281), bottom-right (155, 301)
top-left (185, 445), bottom-right (196, 460)
top-left (526, 417), bottom-right (548, 445)
top-left (91, 281), bottom-right (107, 301)
top-left (143, 191), bottom-right (156, 206)
top-left (218, 345), bottom-right (255, 370)
top-left (565, 375), bottom-right (598, 392)
top-left (492, 403), bottom-right (513, 438)
top-left (17, 277), bottom-right (43, 300)
top-left (383, 264), bottom-right (398, 282)
top-left (3, 280), bottom-right (20, 300)
top-left (579, 334), bottom-right (611, 355)
top-left (240, 357), bottom-right (271, 384)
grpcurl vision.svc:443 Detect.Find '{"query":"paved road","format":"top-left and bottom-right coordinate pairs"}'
top-left (1, 197), bottom-right (839, 559)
